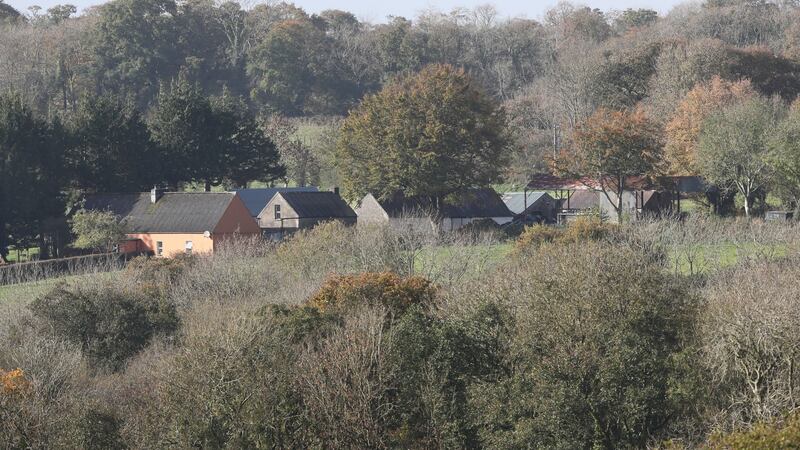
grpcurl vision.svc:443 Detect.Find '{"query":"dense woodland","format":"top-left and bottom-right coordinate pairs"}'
top-left (3, 0), bottom-right (800, 255)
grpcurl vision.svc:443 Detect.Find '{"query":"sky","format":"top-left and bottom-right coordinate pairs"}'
top-left (6, 0), bottom-right (686, 23)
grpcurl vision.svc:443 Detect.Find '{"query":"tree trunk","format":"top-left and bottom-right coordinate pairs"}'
top-left (204, 180), bottom-right (212, 192)
top-left (616, 176), bottom-right (624, 224)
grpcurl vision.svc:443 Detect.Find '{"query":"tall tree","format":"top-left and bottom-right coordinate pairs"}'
top-left (68, 96), bottom-right (161, 192)
top-left (556, 107), bottom-right (663, 224)
top-left (247, 18), bottom-right (325, 115)
top-left (697, 96), bottom-right (783, 217)
top-left (151, 79), bottom-right (283, 190)
top-left (0, 94), bottom-right (65, 260)
top-left (337, 64), bottom-right (509, 201)
top-left (89, 0), bottom-right (180, 107)
top-left (212, 94), bottom-right (285, 188)
top-left (768, 101), bottom-right (800, 214)
top-left (664, 76), bottom-right (755, 175)
top-left (149, 79), bottom-right (220, 189)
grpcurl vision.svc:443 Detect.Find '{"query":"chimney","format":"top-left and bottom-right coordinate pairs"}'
top-left (333, 187), bottom-right (340, 196)
top-left (151, 185), bottom-right (166, 204)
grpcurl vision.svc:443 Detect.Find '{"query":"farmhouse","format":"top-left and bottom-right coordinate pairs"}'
top-left (82, 188), bottom-right (259, 257)
top-left (258, 190), bottom-right (357, 239)
top-left (502, 191), bottom-right (557, 224)
top-left (355, 188), bottom-right (514, 231)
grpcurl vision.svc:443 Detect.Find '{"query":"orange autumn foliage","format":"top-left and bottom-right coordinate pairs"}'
top-left (307, 272), bottom-right (437, 314)
top-left (1, 368), bottom-right (30, 395)
top-left (664, 76), bottom-right (755, 175)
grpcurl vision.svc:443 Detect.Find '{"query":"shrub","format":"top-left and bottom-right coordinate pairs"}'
top-left (29, 284), bottom-right (179, 371)
top-left (307, 272), bottom-right (437, 315)
top-left (559, 216), bottom-right (613, 243)
top-left (472, 241), bottom-right (696, 449)
top-left (700, 258), bottom-right (800, 428)
top-left (514, 224), bottom-right (561, 252)
top-left (0, 368), bottom-right (30, 394)
top-left (515, 217), bottom-right (613, 254)
top-left (709, 413), bottom-right (800, 449)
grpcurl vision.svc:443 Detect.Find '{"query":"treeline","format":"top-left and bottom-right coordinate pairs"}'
top-left (3, 219), bottom-right (800, 448)
top-left (3, 0), bottom-right (800, 181)
top-left (0, 81), bottom-right (283, 260)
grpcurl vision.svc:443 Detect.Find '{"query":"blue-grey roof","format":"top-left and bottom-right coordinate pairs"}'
top-left (502, 191), bottom-right (553, 215)
top-left (235, 187), bottom-right (318, 217)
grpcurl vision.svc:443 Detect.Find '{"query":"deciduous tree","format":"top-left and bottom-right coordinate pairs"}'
top-left (697, 96), bottom-right (783, 217)
top-left (664, 76), bottom-right (755, 175)
top-left (337, 64), bottom-right (509, 201)
top-left (556, 107), bottom-right (663, 223)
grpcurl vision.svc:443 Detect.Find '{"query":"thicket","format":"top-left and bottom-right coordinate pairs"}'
top-left (1, 219), bottom-right (799, 447)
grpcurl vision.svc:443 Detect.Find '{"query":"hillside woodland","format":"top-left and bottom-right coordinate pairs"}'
top-left (3, 0), bottom-right (800, 254)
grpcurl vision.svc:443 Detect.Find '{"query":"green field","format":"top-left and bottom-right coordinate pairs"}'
top-left (0, 271), bottom-right (118, 307)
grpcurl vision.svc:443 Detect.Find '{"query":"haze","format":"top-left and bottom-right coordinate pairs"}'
top-left (6, 0), bottom-right (684, 22)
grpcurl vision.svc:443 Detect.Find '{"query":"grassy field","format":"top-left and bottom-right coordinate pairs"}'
top-left (0, 271), bottom-right (118, 307)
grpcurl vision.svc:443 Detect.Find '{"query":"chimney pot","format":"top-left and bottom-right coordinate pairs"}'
top-left (151, 185), bottom-right (165, 204)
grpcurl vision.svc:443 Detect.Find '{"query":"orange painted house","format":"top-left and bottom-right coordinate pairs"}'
top-left (83, 188), bottom-right (260, 257)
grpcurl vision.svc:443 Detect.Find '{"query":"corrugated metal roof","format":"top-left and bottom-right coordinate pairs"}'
top-left (83, 192), bottom-right (237, 233)
top-left (527, 174), bottom-right (709, 193)
top-left (502, 191), bottom-right (553, 215)
top-left (235, 187), bottom-right (318, 217)
top-left (278, 191), bottom-right (356, 218)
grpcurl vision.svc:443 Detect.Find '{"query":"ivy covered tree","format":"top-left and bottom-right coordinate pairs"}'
top-left (768, 101), bottom-right (800, 214)
top-left (337, 64), bottom-right (509, 201)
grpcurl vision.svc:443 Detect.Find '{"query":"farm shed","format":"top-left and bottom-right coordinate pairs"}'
top-left (502, 191), bottom-right (557, 223)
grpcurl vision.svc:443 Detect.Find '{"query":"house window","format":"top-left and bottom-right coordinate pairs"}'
top-left (274, 204), bottom-right (281, 219)
top-left (185, 241), bottom-right (193, 255)
top-left (156, 241), bottom-right (163, 256)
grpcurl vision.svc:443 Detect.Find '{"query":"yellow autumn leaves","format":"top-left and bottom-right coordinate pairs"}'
top-left (1, 368), bottom-right (30, 395)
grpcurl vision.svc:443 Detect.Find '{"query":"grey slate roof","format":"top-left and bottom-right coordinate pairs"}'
top-left (380, 188), bottom-right (513, 219)
top-left (502, 191), bottom-right (553, 215)
top-left (278, 191), bottom-right (356, 218)
top-left (235, 187), bottom-right (318, 217)
top-left (82, 192), bottom-right (236, 233)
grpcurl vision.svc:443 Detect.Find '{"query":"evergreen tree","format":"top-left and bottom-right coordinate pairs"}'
top-left (68, 95), bottom-right (161, 192)
top-left (0, 93), bottom-right (65, 260)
